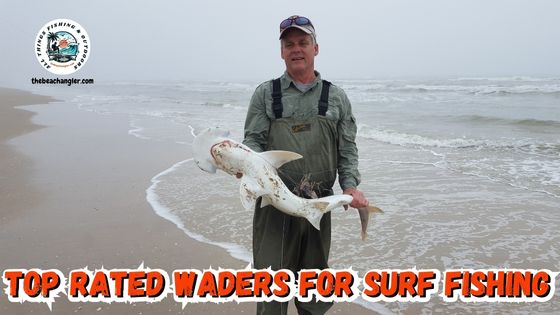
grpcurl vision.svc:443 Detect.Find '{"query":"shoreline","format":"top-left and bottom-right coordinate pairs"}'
top-left (0, 87), bottom-right (57, 143)
top-left (0, 88), bottom-right (56, 226)
top-left (0, 87), bottom-right (374, 314)
top-left (146, 158), bottom-right (255, 264)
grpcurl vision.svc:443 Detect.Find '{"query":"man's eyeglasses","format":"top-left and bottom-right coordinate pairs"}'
top-left (279, 16), bottom-right (314, 32)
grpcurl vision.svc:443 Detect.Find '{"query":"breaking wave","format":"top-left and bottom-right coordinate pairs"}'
top-left (338, 77), bottom-right (560, 96)
top-left (454, 115), bottom-right (560, 129)
top-left (357, 124), bottom-right (560, 156)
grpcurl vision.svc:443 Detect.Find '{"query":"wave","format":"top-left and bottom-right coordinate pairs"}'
top-left (449, 76), bottom-right (560, 82)
top-left (146, 159), bottom-right (253, 263)
top-left (382, 84), bottom-right (560, 95)
top-left (357, 125), bottom-right (560, 156)
top-left (357, 125), bottom-right (483, 148)
top-left (128, 119), bottom-right (151, 140)
top-left (339, 79), bottom-right (560, 96)
top-left (455, 115), bottom-right (560, 129)
top-left (201, 102), bottom-right (247, 110)
top-left (222, 103), bottom-right (248, 111)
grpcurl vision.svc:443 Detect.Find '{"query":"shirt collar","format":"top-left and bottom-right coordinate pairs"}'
top-left (281, 71), bottom-right (322, 91)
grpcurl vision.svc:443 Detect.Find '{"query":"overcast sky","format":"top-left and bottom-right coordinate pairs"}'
top-left (1, 0), bottom-right (559, 86)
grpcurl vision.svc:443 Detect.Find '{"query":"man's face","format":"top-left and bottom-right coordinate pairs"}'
top-left (280, 28), bottom-right (319, 75)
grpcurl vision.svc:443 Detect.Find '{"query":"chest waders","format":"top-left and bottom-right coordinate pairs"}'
top-left (254, 78), bottom-right (337, 315)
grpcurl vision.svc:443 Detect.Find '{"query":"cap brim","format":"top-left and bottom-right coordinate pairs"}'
top-left (279, 25), bottom-right (314, 39)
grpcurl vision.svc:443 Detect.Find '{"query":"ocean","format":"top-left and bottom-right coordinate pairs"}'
top-left (63, 77), bottom-right (559, 313)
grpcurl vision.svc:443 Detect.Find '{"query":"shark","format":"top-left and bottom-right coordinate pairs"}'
top-left (192, 127), bottom-right (382, 240)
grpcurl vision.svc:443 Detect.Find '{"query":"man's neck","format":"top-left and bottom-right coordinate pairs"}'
top-left (287, 70), bottom-right (316, 84)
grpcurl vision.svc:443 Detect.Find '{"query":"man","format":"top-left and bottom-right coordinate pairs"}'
top-left (242, 15), bottom-right (369, 315)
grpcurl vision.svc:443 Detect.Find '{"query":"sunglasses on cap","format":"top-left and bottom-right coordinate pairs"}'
top-left (279, 15), bottom-right (314, 32)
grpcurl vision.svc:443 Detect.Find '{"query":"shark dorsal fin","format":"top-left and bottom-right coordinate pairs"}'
top-left (259, 150), bottom-right (302, 169)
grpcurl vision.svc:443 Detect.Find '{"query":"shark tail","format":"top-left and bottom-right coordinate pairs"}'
top-left (358, 205), bottom-right (384, 241)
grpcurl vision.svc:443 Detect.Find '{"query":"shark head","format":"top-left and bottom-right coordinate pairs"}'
top-left (192, 127), bottom-right (230, 173)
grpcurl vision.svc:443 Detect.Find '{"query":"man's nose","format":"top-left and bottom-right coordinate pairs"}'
top-left (290, 44), bottom-right (303, 52)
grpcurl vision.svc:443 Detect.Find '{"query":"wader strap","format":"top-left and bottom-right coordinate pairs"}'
top-left (272, 78), bottom-right (283, 119)
top-left (318, 80), bottom-right (331, 116)
top-left (271, 78), bottom-right (331, 118)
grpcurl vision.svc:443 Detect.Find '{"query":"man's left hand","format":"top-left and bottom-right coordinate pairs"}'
top-left (343, 187), bottom-right (369, 209)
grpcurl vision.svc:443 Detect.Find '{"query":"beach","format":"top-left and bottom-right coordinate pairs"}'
top-left (1, 77), bottom-right (559, 314)
top-left (3, 0), bottom-right (559, 312)
top-left (0, 87), bottom-right (371, 315)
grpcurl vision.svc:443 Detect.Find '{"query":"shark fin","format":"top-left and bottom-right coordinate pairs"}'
top-left (259, 151), bottom-right (302, 169)
top-left (260, 196), bottom-right (272, 208)
top-left (365, 205), bottom-right (383, 213)
top-left (307, 211), bottom-right (324, 231)
top-left (239, 177), bottom-right (266, 210)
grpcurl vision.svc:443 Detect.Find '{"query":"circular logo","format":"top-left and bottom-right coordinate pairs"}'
top-left (35, 19), bottom-right (91, 75)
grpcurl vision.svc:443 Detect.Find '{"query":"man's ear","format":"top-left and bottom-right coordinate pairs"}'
top-left (315, 44), bottom-right (319, 56)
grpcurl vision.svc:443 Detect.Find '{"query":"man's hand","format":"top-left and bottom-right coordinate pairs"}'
top-left (343, 187), bottom-right (369, 209)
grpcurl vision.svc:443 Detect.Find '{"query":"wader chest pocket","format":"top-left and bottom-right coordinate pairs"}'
top-left (291, 123), bottom-right (311, 133)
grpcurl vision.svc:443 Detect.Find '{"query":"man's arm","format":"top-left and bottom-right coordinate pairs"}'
top-left (242, 84), bottom-right (270, 153)
top-left (337, 90), bottom-right (361, 190)
top-left (336, 90), bottom-right (369, 208)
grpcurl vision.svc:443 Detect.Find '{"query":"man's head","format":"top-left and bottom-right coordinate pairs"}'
top-left (279, 15), bottom-right (319, 78)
